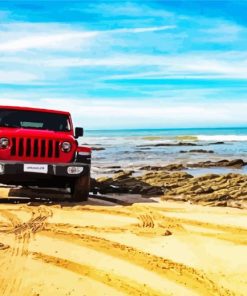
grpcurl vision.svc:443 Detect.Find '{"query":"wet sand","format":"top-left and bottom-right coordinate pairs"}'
top-left (0, 189), bottom-right (246, 296)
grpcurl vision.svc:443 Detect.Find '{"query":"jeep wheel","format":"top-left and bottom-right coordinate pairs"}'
top-left (71, 174), bottom-right (90, 202)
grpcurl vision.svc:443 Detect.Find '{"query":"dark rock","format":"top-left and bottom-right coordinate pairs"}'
top-left (140, 166), bottom-right (154, 170)
top-left (180, 149), bottom-right (214, 154)
top-left (137, 142), bottom-right (198, 147)
top-left (227, 200), bottom-right (246, 209)
top-left (95, 170), bottom-right (170, 196)
top-left (194, 174), bottom-right (220, 181)
top-left (156, 142), bottom-right (198, 147)
top-left (227, 159), bottom-right (246, 168)
top-left (113, 169), bottom-right (125, 174)
top-left (140, 164), bottom-right (185, 171)
top-left (140, 186), bottom-right (164, 196)
top-left (209, 142), bottom-right (225, 145)
top-left (158, 172), bottom-right (247, 208)
top-left (90, 178), bottom-right (98, 189)
top-left (212, 201), bottom-right (228, 207)
top-left (188, 159), bottom-right (246, 169)
top-left (130, 185), bottom-right (144, 194)
top-left (105, 166), bottom-right (121, 169)
top-left (92, 147), bottom-right (105, 151)
top-left (91, 166), bottom-right (247, 209)
top-left (163, 230), bottom-right (172, 236)
top-left (163, 164), bottom-right (186, 171)
top-left (113, 171), bottom-right (134, 180)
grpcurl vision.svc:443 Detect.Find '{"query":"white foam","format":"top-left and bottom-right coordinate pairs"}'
top-left (197, 135), bottom-right (247, 142)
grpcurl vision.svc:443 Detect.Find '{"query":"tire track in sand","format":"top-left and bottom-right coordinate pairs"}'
top-left (42, 227), bottom-right (233, 296)
top-left (149, 207), bottom-right (247, 245)
top-left (47, 204), bottom-right (247, 244)
top-left (108, 204), bottom-right (247, 245)
top-left (32, 251), bottom-right (166, 296)
top-left (0, 207), bottom-right (52, 296)
top-left (0, 209), bottom-right (30, 296)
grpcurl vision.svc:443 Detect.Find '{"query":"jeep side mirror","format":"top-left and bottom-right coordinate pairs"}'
top-left (75, 127), bottom-right (83, 138)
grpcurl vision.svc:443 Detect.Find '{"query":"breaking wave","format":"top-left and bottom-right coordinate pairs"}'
top-left (197, 135), bottom-right (247, 142)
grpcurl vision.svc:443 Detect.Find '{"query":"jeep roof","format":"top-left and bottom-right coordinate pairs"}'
top-left (0, 105), bottom-right (70, 116)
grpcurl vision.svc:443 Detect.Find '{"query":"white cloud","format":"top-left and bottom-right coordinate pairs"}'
top-left (0, 31), bottom-right (98, 52)
top-left (199, 22), bottom-right (243, 43)
top-left (0, 98), bottom-right (33, 107)
top-left (39, 54), bottom-right (247, 79)
top-left (44, 99), bottom-right (247, 129)
top-left (16, 51), bottom-right (243, 79)
top-left (0, 71), bottom-right (38, 83)
top-left (1, 97), bottom-right (245, 129)
top-left (111, 25), bottom-right (175, 34)
top-left (2, 51), bottom-right (247, 84)
top-left (91, 2), bottom-right (174, 19)
top-left (0, 22), bottom-right (174, 52)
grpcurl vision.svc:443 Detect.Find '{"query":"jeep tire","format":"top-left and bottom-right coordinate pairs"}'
top-left (71, 173), bottom-right (90, 202)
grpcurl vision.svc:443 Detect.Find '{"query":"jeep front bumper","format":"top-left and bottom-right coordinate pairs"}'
top-left (0, 161), bottom-right (90, 188)
top-left (0, 161), bottom-right (90, 177)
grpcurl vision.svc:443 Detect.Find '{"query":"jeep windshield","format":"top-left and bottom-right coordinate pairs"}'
top-left (0, 109), bottom-right (71, 132)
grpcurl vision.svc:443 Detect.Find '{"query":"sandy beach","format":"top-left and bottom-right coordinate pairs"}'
top-left (0, 136), bottom-right (247, 296)
top-left (0, 190), bottom-right (246, 296)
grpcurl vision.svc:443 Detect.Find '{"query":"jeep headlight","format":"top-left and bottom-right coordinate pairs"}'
top-left (61, 141), bottom-right (71, 152)
top-left (67, 166), bottom-right (84, 174)
top-left (0, 138), bottom-right (9, 149)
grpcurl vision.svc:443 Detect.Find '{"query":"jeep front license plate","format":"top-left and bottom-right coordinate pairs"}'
top-left (24, 164), bottom-right (48, 174)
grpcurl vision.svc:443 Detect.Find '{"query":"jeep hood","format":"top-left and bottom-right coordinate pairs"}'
top-left (0, 128), bottom-right (74, 141)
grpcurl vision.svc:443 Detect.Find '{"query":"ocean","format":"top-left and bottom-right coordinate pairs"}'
top-left (80, 127), bottom-right (247, 177)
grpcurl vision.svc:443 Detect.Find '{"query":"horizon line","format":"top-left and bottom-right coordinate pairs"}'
top-left (85, 126), bottom-right (247, 131)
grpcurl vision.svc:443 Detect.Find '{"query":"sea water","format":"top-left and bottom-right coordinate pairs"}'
top-left (80, 127), bottom-right (247, 176)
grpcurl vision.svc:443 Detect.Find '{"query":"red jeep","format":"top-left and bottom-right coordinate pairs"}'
top-left (0, 106), bottom-right (91, 201)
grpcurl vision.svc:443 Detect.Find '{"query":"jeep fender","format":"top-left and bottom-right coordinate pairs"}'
top-left (75, 146), bottom-right (92, 164)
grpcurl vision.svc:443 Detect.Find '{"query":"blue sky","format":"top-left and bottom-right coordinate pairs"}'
top-left (1, 0), bottom-right (247, 129)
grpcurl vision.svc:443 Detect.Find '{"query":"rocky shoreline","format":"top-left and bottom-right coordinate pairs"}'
top-left (91, 158), bottom-right (247, 209)
top-left (136, 141), bottom-right (225, 148)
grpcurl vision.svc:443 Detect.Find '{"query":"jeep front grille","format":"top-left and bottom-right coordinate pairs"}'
top-left (10, 138), bottom-right (60, 158)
